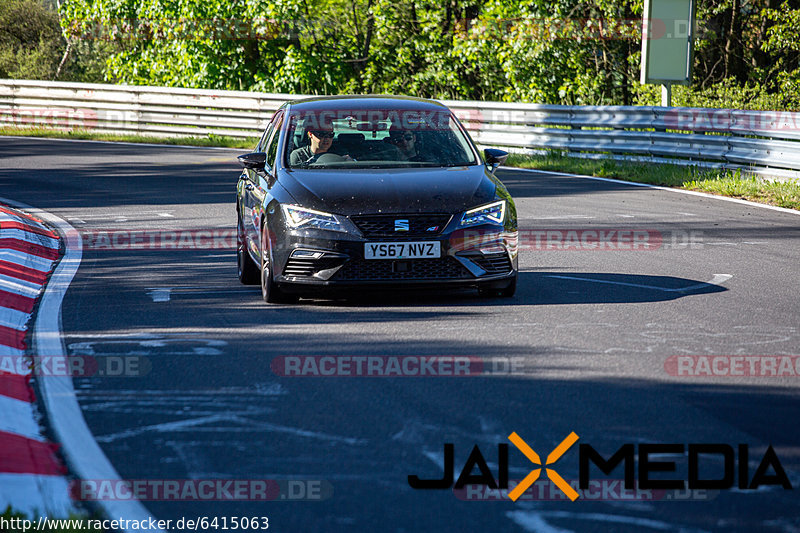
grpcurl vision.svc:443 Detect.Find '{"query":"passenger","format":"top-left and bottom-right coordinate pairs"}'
top-left (290, 127), bottom-right (334, 166)
top-left (389, 130), bottom-right (426, 162)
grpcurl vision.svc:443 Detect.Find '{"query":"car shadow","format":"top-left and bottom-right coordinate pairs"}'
top-left (295, 270), bottom-right (728, 307)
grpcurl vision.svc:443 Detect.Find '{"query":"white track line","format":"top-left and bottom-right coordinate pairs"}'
top-left (0, 197), bottom-right (165, 532)
top-left (545, 273), bottom-right (733, 293)
top-left (503, 167), bottom-right (800, 216)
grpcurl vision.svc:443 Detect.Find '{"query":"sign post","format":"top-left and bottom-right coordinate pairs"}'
top-left (641, 0), bottom-right (696, 107)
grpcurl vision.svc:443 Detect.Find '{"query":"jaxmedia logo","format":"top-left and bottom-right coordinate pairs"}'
top-left (408, 432), bottom-right (791, 502)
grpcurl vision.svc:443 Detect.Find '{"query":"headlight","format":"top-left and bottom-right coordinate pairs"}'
top-left (282, 205), bottom-right (345, 232)
top-left (459, 200), bottom-right (506, 227)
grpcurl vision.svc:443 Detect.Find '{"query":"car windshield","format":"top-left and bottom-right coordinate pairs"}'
top-left (284, 108), bottom-right (478, 169)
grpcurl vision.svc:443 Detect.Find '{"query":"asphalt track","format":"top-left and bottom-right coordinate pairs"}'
top-left (2, 137), bottom-right (800, 532)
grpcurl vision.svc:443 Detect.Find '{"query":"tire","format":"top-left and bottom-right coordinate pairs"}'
top-left (478, 275), bottom-right (517, 298)
top-left (260, 225), bottom-right (298, 304)
top-left (237, 215), bottom-right (260, 285)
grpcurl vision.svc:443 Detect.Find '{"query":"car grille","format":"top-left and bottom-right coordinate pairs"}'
top-left (350, 214), bottom-right (452, 237)
top-left (332, 257), bottom-right (471, 281)
top-left (283, 257), bottom-right (345, 277)
top-left (469, 252), bottom-right (513, 274)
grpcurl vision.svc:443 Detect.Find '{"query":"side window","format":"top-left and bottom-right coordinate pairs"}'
top-left (257, 110), bottom-right (284, 152)
top-left (265, 114), bottom-right (284, 171)
top-left (256, 123), bottom-right (273, 153)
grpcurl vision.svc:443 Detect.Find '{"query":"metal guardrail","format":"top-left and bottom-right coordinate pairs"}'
top-left (0, 80), bottom-right (303, 138)
top-left (1, 79), bottom-right (798, 180)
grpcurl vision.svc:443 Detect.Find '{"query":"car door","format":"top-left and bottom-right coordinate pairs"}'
top-left (242, 111), bottom-right (284, 261)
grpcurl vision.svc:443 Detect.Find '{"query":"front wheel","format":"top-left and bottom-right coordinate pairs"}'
top-left (260, 227), bottom-right (298, 304)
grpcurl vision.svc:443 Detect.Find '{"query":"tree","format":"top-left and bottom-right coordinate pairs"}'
top-left (0, 0), bottom-right (63, 79)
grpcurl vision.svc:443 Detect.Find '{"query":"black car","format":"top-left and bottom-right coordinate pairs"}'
top-left (236, 95), bottom-right (518, 303)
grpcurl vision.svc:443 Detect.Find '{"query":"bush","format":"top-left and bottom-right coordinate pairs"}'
top-left (0, 0), bottom-right (64, 79)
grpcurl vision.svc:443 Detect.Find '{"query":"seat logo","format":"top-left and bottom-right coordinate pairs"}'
top-left (395, 219), bottom-right (410, 232)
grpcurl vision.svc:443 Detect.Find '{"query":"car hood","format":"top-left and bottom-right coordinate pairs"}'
top-left (279, 165), bottom-right (498, 215)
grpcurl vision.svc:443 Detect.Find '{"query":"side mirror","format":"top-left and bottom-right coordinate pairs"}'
top-left (238, 152), bottom-right (267, 172)
top-left (484, 148), bottom-right (508, 167)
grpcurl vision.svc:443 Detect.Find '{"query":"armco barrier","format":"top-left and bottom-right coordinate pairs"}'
top-left (1, 79), bottom-right (798, 180)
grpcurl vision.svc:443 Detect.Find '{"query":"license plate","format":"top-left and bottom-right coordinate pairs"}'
top-left (364, 242), bottom-right (441, 259)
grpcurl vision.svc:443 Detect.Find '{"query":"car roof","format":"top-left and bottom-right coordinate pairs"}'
top-left (285, 95), bottom-right (450, 113)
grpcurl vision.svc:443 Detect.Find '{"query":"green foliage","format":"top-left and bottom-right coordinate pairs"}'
top-left (0, 0), bottom-right (790, 110)
top-left (0, 0), bottom-right (118, 82)
top-left (0, 506), bottom-right (106, 533)
top-left (0, 0), bottom-right (63, 79)
top-left (634, 77), bottom-right (800, 110)
top-left (506, 152), bottom-right (800, 209)
top-left (684, 172), bottom-right (800, 209)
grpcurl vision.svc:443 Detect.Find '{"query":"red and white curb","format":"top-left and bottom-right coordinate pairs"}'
top-left (0, 204), bottom-right (72, 516)
top-left (2, 198), bottom-right (166, 532)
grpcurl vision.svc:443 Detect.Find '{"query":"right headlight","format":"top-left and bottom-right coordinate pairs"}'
top-left (282, 205), bottom-right (346, 232)
top-left (459, 200), bottom-right (506, 227)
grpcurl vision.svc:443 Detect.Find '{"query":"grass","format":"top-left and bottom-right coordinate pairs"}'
top-left (0, 126), bottom-right (257, 150)
top-left (506, 152), bottom-right (800, 210)
top-left (1, 507), bottom-right (106, 533)
top-left (1, 127), bottom-right (798, 210)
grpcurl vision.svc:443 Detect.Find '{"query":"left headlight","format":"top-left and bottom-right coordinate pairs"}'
top-left (282, 205), bottom-right (346, 232)
top-left (459, 200), bottom-right (506, 227)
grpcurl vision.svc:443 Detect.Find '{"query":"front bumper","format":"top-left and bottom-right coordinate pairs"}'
top-left (271, 225), bottom-right (518, 291)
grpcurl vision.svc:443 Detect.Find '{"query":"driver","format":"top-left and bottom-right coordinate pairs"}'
top-left (290, 127), bottom-right (334, 166)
